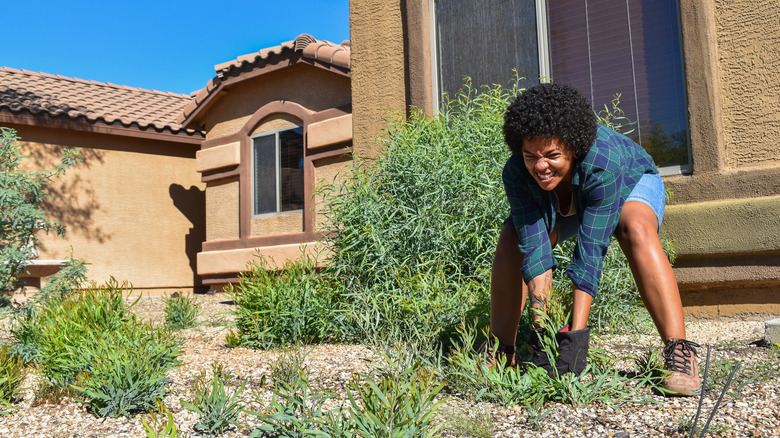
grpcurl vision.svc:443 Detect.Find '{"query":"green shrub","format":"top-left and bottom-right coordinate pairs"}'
top-left (181, 361), bottom-right (246, 436)
top-left (162, 292), bottom-right (201, 330)
top-left (0, 127), bottom-right (80, 292)
top-left (226, 254), bottom-right (346, 349)
top-left (346, 362), bottom-right (445, 438)
top-left (72, 323), bottom-right (181, 418)
top-left (269, 347), bottom-right (310, 390)
top-left (0, 344), bottom-right (26, 410)
top-left (249, 375), bottom-right (347, 437)
top-left (17, 280), bottom-right (183, 416)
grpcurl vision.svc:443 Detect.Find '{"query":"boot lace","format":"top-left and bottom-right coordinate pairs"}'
top-left (663, 339), bottom-right (700, 375)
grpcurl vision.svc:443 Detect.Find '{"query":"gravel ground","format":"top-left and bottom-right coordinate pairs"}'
top-left (1, 293), bottom-right (779, 437)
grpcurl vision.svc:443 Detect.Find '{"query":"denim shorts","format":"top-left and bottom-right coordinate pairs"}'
top-left (529, 173), bottom-right (667, 245)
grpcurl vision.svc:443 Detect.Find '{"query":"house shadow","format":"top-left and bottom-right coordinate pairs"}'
top-left (169, 184), bottom-right (208, 293)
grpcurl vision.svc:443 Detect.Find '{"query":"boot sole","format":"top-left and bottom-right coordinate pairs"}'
top-left (662, 384), bottom-right (702, 397)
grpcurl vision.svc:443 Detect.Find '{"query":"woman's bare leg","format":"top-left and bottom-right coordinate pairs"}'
top-left (490, 222), bottom-right (527, 346)
top-left (615, 201), bottom-right (686, 342)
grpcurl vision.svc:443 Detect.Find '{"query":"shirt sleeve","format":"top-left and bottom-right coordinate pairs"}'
top-left (502, 158), bottom-right (556, 284)
top-left (566, 165), bottom-right (623, 297)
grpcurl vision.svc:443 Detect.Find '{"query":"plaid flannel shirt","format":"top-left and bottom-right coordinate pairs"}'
top-left (502, 124), bottom-right (658, 297)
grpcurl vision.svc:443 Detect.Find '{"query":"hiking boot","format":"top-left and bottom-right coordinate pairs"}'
top-left (662, 338), bottom-right (702, 396)
top-left (527, 328), bottom-right (555, 376)
top-left (477, 337), bottom-right (516, 369)
top-left (555, 327), bottom-right (590, 377)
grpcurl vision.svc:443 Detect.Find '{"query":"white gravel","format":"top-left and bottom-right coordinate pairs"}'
top-left (1, 294), bottom-right (778, 437)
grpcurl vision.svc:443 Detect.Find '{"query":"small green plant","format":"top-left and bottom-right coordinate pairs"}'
top-left (445, 322), bottom-right (658, 413)
top-left (249, 376), bottom-right (347, 438)
top-left (269, 347), bottom-right (310, 390)
top-left (162, 292), bottom-right (201, 330)
top-left (0, 344), bottom-right (26, 413)
top-left (9, 279), bottom-right (183, 416)
top-left (181, 361), bottom-right (246, 436)
top-left (227, 253), bottom-right (346, 349)
top-left (71, 323), bottom-right (182, 417)
top-left (346, 363), bottom-right (445, 438)
top-left (142, 399), bottom-right (181, 438)
top-left (630, 347), bottom-right (667, 390)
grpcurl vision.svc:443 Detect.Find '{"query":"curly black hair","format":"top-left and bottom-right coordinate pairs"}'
top-left (503, 83), bottom-right (597, 159)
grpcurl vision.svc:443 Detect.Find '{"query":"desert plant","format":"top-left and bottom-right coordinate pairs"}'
top-left (445, 321), bottom-right (658, 412)
top-left (346, 362), bottom-right (445, 438)
top-left (181, 361), bottom-right (246, 436)
top-left (249, 375), bottom-right (347, 438)
top-left (71, 321), bottom-right (183, 417)
top-left (226, 253), bottom-right (346, 349)
top-left (0, 344), bottom-right (26, 412)
top-left (318, 79), bottom-right (659, 353)
top-left (13, 279), bottom-right (183, 416)
top-left (142, 399), bottom-right (181, 438)
top-left (162, 292), bottom-right (201, 330)
top-left (269, 347), bottom-right (310, 390)
top-left (0, 127), bottom-right (80, 292)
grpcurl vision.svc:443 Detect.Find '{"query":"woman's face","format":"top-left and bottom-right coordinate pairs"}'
top-left (521, 136), bottom-right (575, 191)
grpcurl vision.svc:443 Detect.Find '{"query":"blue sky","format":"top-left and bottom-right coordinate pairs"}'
top-left (3, 0), bottom-right (350, 95)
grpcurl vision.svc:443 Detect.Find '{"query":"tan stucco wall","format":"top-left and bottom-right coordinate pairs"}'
top-left (350, 0), bottom-right (407, 158)
top-left (204, 65), bottom-right (350, 139)
top-left (205, 176), bottom-right (239, 241)
top-left (313, 155), bottom-right (352, 230)
top-left (12, 125), bottom-right (204, 293)
top-left (714, 0), bottom-right (780, 169)
top-left (197, 242), bottom-right (327, 276)
top-left (662, 195), bottom-right (780, 258)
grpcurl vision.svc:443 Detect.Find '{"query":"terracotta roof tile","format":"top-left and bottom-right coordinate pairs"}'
top-left (0, 67), bottom-right (201, 136)
top-left (178, 34), bottom-right (350, 126)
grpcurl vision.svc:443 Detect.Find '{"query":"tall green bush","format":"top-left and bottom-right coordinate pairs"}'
top-left (318, 81), bottom-right (515, 347)
top-left (0, 127), bottom-right (80, 292)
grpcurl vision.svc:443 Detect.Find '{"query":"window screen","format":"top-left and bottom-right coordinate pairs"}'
top-left (435, 0), bottom-right (541, 100)
top-left (548, 0), bottom-right (689, 169)
top-left (252, 127), bottom-right (304, 216)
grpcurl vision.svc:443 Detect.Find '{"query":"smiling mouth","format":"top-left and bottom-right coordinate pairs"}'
top-left (537, 172), bottom-right (555, 182)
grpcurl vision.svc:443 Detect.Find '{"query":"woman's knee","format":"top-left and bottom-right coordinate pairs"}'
top-left (615, 210), bottom-right (659, 247)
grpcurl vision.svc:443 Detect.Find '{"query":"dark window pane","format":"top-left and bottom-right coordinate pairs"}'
top-left (549, 0), bottom-right (689, 168)
top-left (435, 0), bottom-right (540, 100)
top-left (253, 134), bottom-right (277, 215)
top-left (279, 128), bottom-right (304, 212)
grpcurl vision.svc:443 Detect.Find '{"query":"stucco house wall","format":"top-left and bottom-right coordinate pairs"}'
top-left (10, 126), bottom-right (205, 292)
top-left (180, 36), bottom-right (353, 290)
top-left (0, 68), bottom-right (206, 294)
top-left (348, 0), bottom-right (780, 316)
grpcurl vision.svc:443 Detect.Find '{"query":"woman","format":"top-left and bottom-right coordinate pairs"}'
top-left (489, 83), bottom-right (701, 396)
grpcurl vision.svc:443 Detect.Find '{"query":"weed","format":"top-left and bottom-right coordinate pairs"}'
top-left (0, 344), bottom-right (26, 412)
top-left (269, 347), bottom-right (310, 390)
top-left (142, 399), bottom-right (181, 438)
top-left (346, 362), bottom-right (445, 438)
top-left (248, 375), bottom-right (346, 437)
top-left (162, 292), bottom-right (201, 330)
top-left (181, 361), bottom-right (246, 436)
